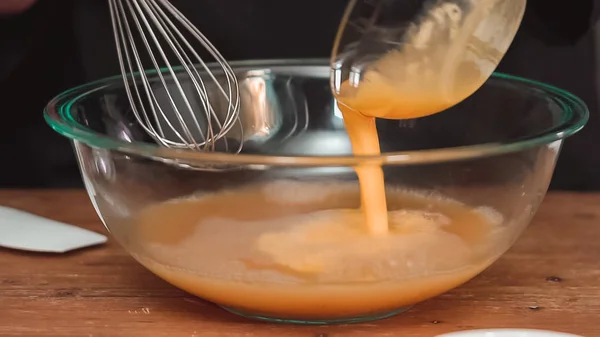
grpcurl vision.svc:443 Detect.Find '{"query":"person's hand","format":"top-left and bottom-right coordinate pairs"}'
top-left (0, 0), bottom-right (36, 14)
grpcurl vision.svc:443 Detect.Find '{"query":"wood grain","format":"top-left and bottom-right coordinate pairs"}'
top-left (0, 190), bottom-right (598, 337)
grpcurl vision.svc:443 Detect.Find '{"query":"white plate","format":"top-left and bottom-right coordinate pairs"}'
top-left (436, 329), bottom-right (582, 337)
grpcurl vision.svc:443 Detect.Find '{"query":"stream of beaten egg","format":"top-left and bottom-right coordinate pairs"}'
top-left (336, 50), bottom-right (484, 235)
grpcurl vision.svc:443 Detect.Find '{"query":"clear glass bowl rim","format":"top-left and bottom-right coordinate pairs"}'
top-left (44, 58), bottom-right (589, 167)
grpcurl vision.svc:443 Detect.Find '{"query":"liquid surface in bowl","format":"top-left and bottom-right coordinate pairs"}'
top-left (335, 52), bottom-right (484, 235)
top-left (128, 180), bottom-right (507, 320)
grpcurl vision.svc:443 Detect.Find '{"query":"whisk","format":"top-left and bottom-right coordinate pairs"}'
top-left (108, 0), bottom-right (242, 153)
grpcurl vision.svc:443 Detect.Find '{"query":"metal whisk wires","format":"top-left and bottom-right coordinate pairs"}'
top-left (108, 0), bottom-right (242, 153)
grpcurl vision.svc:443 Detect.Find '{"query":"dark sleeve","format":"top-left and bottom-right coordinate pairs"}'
top-left (525, 0), bottom-right (599, 45)
top-left (0, 9), bottom-right (38, 82)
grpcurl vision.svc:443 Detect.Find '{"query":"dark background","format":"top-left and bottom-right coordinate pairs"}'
top-left (1, 0), bottom-right (599, 189)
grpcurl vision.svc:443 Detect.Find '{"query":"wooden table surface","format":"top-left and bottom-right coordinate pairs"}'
top-left (0, 190), bottom-right (598, 337)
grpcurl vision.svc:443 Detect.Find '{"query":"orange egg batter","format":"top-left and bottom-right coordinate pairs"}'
top-left (125, 180), bottom-right (508, 321)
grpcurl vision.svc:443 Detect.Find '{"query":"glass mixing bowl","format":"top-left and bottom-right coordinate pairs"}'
top-left (45, 59), bottom-right (588, 325)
